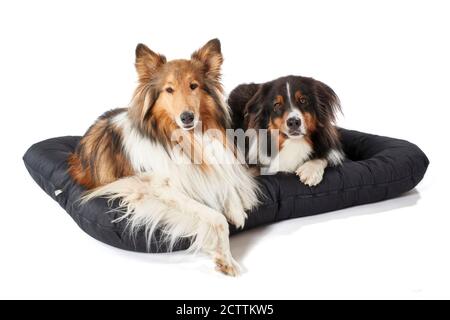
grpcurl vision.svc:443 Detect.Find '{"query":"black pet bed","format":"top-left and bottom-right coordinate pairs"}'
top-left (23, 129), bottom-right (429, 253)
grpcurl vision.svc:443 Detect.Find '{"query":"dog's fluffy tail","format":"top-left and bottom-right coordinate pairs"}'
top-left (81, 173), bottom-right (220, 253)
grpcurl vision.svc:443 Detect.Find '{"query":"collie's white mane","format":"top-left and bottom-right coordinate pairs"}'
top-left (110, 112), bottom-right (259, 214)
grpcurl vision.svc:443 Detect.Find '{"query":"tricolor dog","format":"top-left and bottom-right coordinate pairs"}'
top-left (228, 75), bottom-right (344, 185)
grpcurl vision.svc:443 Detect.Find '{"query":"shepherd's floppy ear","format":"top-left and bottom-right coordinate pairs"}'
top-left (191, 38), bottom-right (223, 82)
top-left (313, 80), bottom-right (342, 126)
top-left (135, 43), bottom-right (166, 82)
top-left (244, 85), bottom-right (267, 129)
top-left (228, 83), bottom-right (262, 130)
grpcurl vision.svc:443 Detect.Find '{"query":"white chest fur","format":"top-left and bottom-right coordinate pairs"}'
top-left (265, 137), bottom-right (312, 174)
top-left (113, 112), bottom-right (256, 213)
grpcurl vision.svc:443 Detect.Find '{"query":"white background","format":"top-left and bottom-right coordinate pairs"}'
top-left (1, 0), bottom-right (449, 299)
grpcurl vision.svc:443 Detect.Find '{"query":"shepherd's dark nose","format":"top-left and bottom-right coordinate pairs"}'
top-left (180, 111), bottom-right (195, 125)
top-left (286, 117), bottom-right (301, 129)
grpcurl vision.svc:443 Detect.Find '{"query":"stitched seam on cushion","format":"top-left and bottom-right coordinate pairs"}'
top-left (288, 175), bottom-right (420, 198)
top-left (72, 214), bottom-right (173, 248)
top-left (278, 172), bottom-right (423, 202)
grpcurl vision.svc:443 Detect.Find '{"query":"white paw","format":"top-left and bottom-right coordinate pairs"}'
top-left (224, 194), bottom-right (248, 229)
top-left (295, 159), bottom-right (326, 186)
top-left (215, 254), bottom-right (241, 277)
top-left (226, 209), bottom-right (247, 229)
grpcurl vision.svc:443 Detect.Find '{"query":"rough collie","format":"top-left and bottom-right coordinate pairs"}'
top-left (228, 75), bottom-right (344, 185)
top-left (68, 39), bottom-right (259, 276)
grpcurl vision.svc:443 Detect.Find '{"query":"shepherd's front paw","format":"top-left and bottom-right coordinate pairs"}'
top-left (295, 159), bottom-right (326, 186)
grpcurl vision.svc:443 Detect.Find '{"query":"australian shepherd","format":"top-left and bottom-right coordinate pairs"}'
top-left (228, 75), bottom-right (344, 185)
top-left (68, 39), bottom-right (259, 276)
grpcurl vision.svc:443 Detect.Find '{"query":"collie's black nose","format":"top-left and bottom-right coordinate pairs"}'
top-left (180, 111), bottom-right (195, 125)
top-left (286, 117), bottom-right (301, 129)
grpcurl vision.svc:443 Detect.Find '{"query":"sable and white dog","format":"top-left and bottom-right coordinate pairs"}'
top-left (68, 39), bottom-right (259, 276)
top-left (228, 75), bottom-right (344, 185)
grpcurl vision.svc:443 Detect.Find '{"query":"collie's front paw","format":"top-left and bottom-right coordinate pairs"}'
top-left (226, 210), bottom-right (247, 229)
top-left (215, 255), bottom-right (241, 277)
top-left (295, 159), bottom-right (326, 186)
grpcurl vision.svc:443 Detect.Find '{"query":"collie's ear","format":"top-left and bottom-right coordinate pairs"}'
top-left (135, 43), bottom-right (166, 82)
top-left (313, 80), bottom-right (342, 126)
top-left (191, 38), bottom-right (223, 81)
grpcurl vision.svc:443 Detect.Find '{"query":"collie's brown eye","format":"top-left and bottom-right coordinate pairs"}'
top-left (299, 98), bottom-right (306, 104)
top-left (166, 87), bottom-right (174, 94)
top-left (190, 83), bottom-right (198, 90)
top-left (273, 102), bottom-right (282, 112)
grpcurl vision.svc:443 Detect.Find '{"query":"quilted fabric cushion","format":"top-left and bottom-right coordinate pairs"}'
top-left (23, 129), bottom-right (429, 252)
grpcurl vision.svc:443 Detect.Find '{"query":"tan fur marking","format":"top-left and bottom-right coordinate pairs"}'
top-left (295, 90), bottom-right (304, 102)
top-left (268, 117), bottom-right (287, 150)
top-left (275, 95), bottom-right (284, 106)
top-left (303, 112), bottom-right (317, 134)
top-left (68, 153), bottom-right (95, 189)
top-left (68, 113), bottom-right (134, 188)
top-left (269, 117), bottom-right (283, 131)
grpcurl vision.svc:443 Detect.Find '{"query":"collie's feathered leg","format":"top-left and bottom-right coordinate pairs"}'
top-left (223, 188), bottom-right (247, 229)
top-left (82, 173), bottom-right (240, 276)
